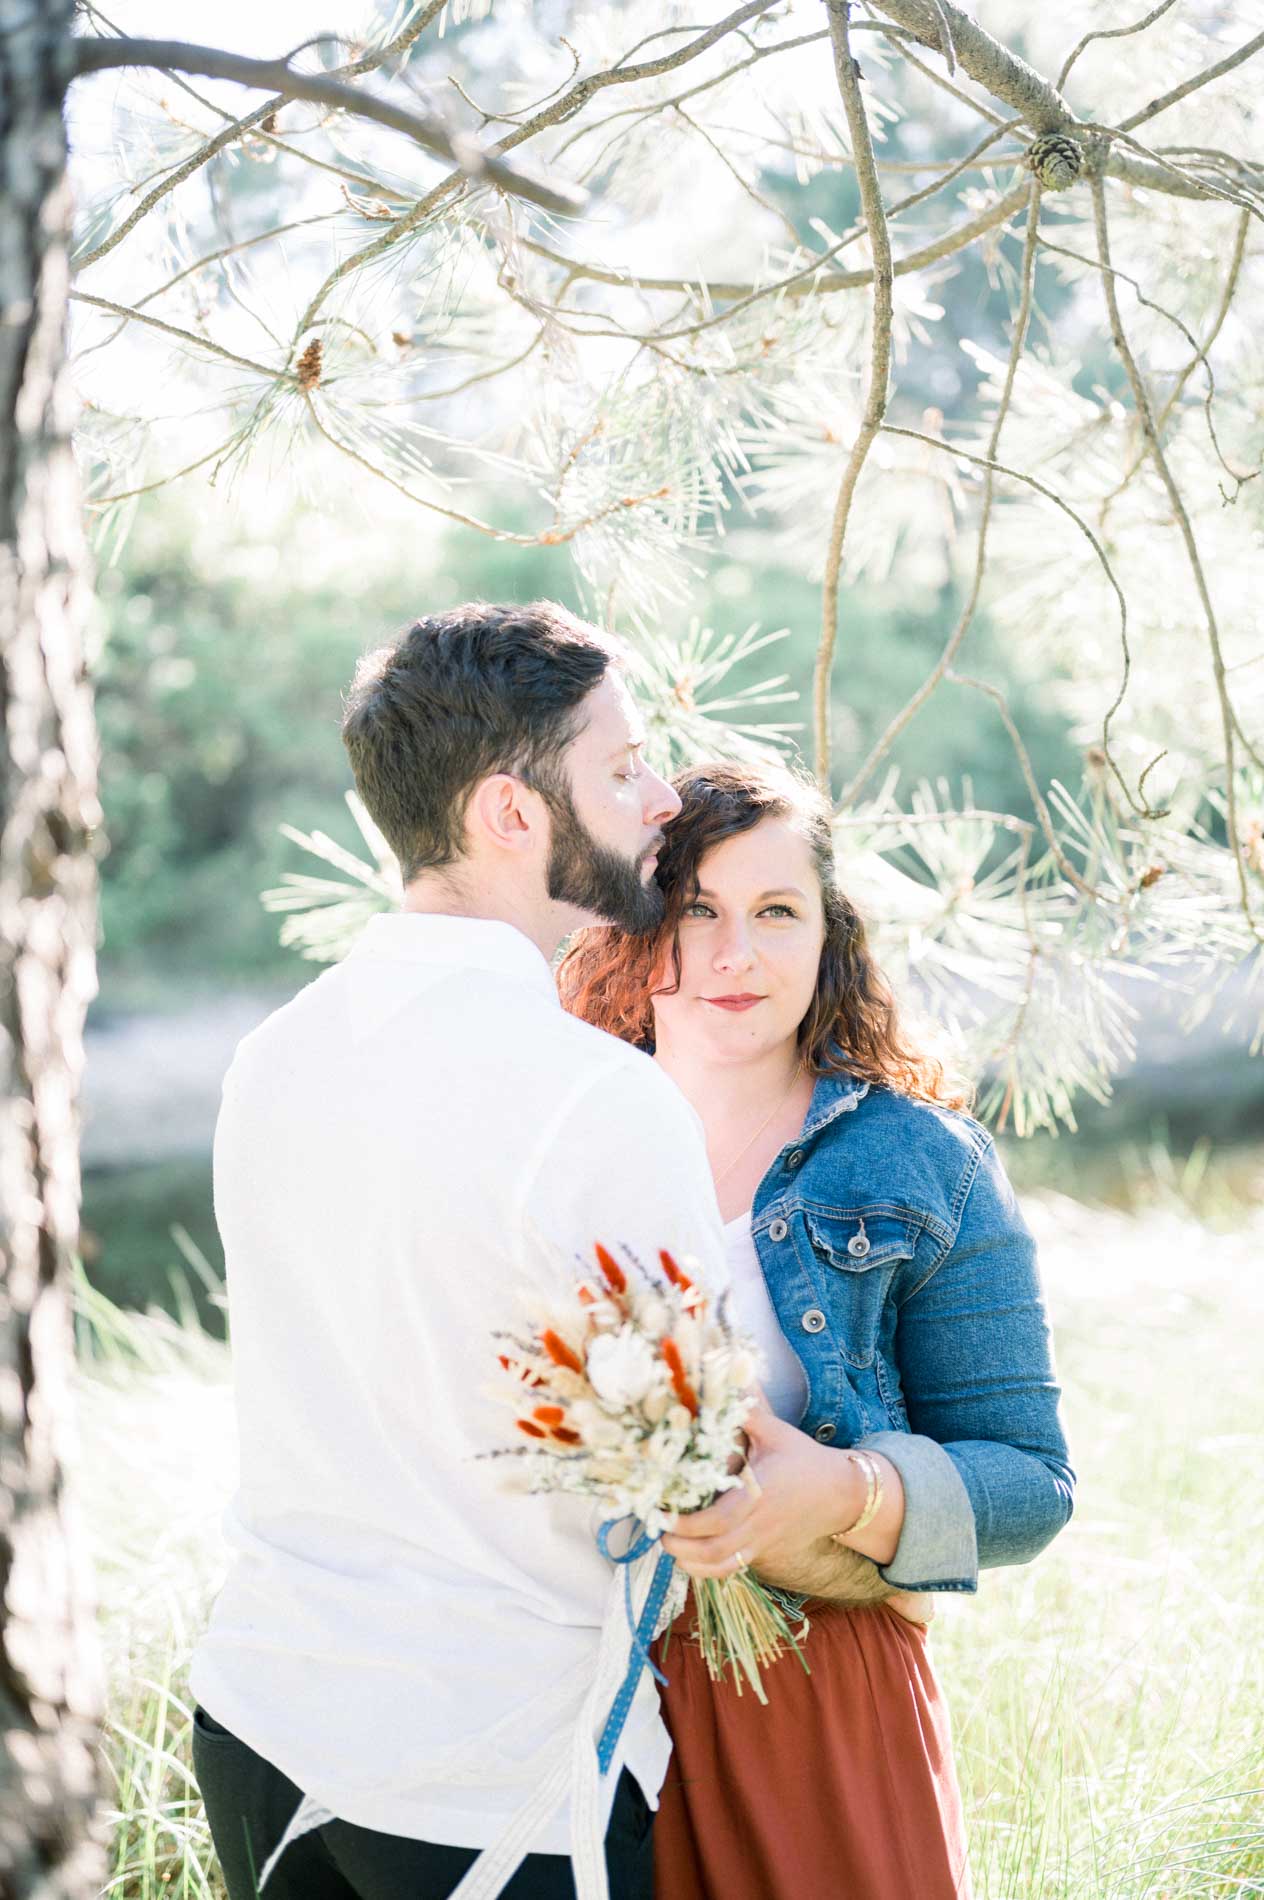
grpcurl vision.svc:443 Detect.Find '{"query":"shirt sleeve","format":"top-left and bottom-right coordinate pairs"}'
top-left (517, 1048), bottom-right (730, 1310)
top-left (861, 1135), bottom-right (1075, 1593)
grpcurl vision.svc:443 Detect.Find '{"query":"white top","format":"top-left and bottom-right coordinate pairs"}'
top-left (189, 912), bottom-right (728, 1875)
top-left (723, 1212), bottom-right (810, 1425)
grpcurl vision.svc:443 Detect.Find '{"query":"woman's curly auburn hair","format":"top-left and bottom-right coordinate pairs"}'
top-left (556, 758), bottom-right (970, 1110)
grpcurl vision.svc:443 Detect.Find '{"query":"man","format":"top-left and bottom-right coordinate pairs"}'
top-left (188, 601), bottom-right (729, 1900)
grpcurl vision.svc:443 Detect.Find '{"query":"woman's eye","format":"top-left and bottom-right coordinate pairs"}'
top-left (762, 905), bottom-right (797, 918)
top-left (683, 903), bottom-right (714, 918)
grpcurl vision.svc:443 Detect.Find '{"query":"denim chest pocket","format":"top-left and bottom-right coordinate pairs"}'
top-left (804, 1210), bottom-right (919, 1274)
top-left (802, 1210), bottom-right (918, 1377)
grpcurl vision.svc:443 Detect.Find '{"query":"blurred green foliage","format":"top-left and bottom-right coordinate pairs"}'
top-left (94, 507), bottom-right (1083, 998)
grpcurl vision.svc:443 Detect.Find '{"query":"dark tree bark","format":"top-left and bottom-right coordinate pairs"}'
top-left (0, 2), bottom-right (106, 1892)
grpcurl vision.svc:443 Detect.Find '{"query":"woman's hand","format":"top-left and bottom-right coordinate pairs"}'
top-left (660, 1391), bottom-right (863, 1584)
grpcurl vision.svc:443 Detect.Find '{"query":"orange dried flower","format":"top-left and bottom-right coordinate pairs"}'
top-left (516, 1419), bottom-right (548, 1439)
top-left (532, 1405), bottom-right (566, 1426)
top-left (551, 1427), bottom-right (582, 1445)
top-left (594, 1243), bottom-right (627, 1296)
top-left (541, 1330), bottom-right (583, 1374)
top-left (661, 1338), bottom-right (699, 1416)
top-left (498, 1353), bottom-right (545, 1388)
top-left (659, 1249), bottom-right (693, 1292)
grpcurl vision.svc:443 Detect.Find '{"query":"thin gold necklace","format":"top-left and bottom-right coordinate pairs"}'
top-left (714, 1065), bottom-right (804, 1185)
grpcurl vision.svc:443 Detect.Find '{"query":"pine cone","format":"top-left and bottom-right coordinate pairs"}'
top-left (296, 338), bottom-right (323, 391)
top-left (1025, 133), bottom-right (1083, 191)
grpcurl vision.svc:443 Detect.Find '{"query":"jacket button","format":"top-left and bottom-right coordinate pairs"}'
top-left (801, 1308), bottom-right (826, 1333)
top-left (768, 1218), bottom-right (789, 1242)
top-left (847, 1233), bottom-right (871, 1259)
top-left (786, 1151), bottom-right (804, 1170)
top-left (814, 1421), bottom-right (836, 1442)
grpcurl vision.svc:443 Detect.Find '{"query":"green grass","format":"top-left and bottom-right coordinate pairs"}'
top-left (933, 1181), bottom-right (1264, 1897)
top-left (79, 1178), bottom-right (1264, 1899)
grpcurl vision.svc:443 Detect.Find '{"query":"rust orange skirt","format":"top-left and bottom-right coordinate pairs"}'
top-left (648, 1594), bottom-right (971, 1900)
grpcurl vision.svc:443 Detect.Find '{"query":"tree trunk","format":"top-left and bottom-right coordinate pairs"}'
top-left (0, 3), bottom-right (106, 1892)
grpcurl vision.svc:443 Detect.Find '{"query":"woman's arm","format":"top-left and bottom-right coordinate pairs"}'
top-left (863, 1134), bottom-right (1075, 1589)
top-left (661, 1136), bottom-right (1073, 1597)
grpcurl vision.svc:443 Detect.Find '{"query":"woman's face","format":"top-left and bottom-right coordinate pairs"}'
top-left (651, 816), bottom-right (827, 1066)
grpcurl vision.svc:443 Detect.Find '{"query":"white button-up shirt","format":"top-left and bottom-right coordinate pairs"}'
top-left (189, 912), bottom-right (727, 1871)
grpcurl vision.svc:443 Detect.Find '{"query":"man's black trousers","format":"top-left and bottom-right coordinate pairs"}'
top-left (192, 1703), bottom-right (655, 1900)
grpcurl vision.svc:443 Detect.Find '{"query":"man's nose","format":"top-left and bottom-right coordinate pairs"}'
top-left (642, 769), bottom-right (681, 827)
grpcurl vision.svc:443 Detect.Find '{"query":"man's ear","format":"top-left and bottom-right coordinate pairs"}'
top-left (465, 773), bottom-right (541, 855)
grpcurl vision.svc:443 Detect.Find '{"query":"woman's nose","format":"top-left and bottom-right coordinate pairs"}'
top-left (713, 927), bottom-right (755, 974)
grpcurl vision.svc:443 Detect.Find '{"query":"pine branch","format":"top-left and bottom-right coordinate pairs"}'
top-left (1056, 0), bottom-right (1180, 91)
top-left (1119, 28), bottom-right (1264, 133)
top-left (551, 27), bottom-right (833, 169)
top-left (835, 186), bottom-right (1044, 809)
top-left (287, 0), bottom-right (786, 350)
top-left (68, 290), bottom-right (289, 382)
top-left (1090, 171), bottom-right (1264, 945)
top-left (872, 0), bottom-right (1264, 198)
top-left (299, 390), bottom-right (538, 543)
top-left (870, 420), bottom-right (1150, 822)
top-left (68, 37), bottom-right (586, 219)
top-left (868, 23), bottom-right (1005, 127)
top-left (1037, 236), bottom-right (1248, 489)
top-left (72, 0), bottom-right (450, 269)
top-left (945, 673), bottom-right (1105, 900)
top-left (83, 428), bottom-right (246, 507)
top-left (517, 180), bottom-right (1033, 316)
top-left (871, 0), bottom-right (1073, 131)
top-left (814, 0), bottom-right (894, 789)
top-left (1081, 123), bottom-right (1264, 220)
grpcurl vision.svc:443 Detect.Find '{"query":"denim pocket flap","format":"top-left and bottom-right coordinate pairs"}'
top-left (805, 1210), bottom-right (917, 1273)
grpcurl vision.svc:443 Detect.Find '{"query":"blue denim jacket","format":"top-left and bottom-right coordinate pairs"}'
top-left (750, 1068), bottom-right (1075, 1593)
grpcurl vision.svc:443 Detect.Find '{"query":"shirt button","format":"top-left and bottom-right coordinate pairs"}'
top-left (801, 1308), bottom-right (826, 1333)
top-left (814, 1421), bottom-right (836, 1442)
top-left (786, 1151), bottom-right (804, 1170)
top-left (768, 1218), bottom-right (789, 1242)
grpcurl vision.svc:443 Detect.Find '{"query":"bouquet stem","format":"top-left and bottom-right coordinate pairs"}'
top-left (690, 1573), bottom-right (812, 1703)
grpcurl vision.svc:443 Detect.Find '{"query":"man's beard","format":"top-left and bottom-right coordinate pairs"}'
top-left (542, 782), bottom-right (664, 934)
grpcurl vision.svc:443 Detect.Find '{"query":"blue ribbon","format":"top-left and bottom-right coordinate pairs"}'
top-left (594, 1517), bottom-right (677, 1774)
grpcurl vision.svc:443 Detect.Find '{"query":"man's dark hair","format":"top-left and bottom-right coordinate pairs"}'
top-left (341, 600), bottom-right (619, 881)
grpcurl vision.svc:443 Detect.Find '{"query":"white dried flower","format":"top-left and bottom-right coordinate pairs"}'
top-left (641, 1386), bottom-right (674, 1425)
top-left (631, 1291), bottom-right (672, 1338)
top-left (586, 1326), bottom-right (660, 1407)
top-left (569, 1398), bottom-right (633, 1450)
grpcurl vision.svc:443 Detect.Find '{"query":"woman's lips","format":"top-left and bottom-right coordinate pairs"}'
top-left (703, 996), bottom-right (765, 1012)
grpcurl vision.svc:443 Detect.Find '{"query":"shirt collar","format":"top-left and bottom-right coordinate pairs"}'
top-left (348, 911), bottom-right (559, 1004)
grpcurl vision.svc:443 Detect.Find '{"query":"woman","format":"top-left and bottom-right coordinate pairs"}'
top-left (557, 759), bottom-right (1074, 1900)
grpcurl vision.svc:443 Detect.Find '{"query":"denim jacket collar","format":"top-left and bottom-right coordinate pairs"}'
top-left (799, 1066), bottom-right (870, 1147)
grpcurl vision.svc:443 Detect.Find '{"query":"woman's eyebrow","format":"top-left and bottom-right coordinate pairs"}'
top-left (694, 886), bottom-right (808, 901)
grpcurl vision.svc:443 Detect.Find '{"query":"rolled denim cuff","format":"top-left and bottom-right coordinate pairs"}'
top-left (856, 1429), bottom-right (979, 1593)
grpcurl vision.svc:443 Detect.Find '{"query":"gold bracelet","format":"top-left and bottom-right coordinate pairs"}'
top-left (829, 1449), bottom-right (883, 1544)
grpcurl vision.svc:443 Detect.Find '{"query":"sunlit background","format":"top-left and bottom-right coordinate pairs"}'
top-left (68, 2), bottom-right (1264, 1892)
